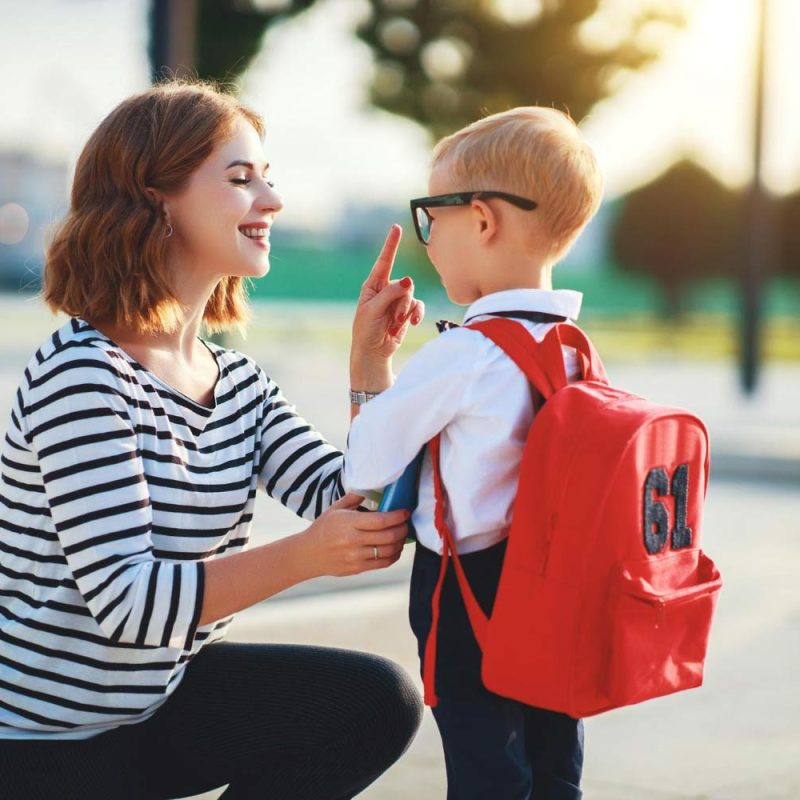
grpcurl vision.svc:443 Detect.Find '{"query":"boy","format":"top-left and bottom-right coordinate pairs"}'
top-left (345, 107), bottom-right (603, 799)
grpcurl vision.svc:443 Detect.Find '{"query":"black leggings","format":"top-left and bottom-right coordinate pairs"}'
top-left (0, 642), bottom-right (423, 800)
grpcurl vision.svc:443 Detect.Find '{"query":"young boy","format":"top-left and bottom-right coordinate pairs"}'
top-left (345, 107), bottom-right (603, 799)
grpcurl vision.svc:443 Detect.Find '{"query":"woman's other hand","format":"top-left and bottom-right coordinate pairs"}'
top-left (302, 493), bottom-right (409, 577)
top-left (351, 225), bottom-right (426, 366)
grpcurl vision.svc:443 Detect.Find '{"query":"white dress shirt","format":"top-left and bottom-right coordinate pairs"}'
top-left (344, 288), bottom-right (583, 555)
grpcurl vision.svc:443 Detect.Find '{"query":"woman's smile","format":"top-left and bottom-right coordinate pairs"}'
top-left (238, 222), bottom-right (271, 249)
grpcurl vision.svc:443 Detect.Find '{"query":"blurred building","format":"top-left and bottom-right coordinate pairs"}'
top-left (0, 152), bottom-right (68, 292)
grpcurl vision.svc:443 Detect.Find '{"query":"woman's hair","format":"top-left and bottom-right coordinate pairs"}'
top-left (431, 107), bottom-right (603, 262)
top-left (42, 79), bottom-right (265, 334)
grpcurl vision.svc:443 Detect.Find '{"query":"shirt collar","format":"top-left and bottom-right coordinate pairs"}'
top-left (462, 288), bottom-right (583, 323)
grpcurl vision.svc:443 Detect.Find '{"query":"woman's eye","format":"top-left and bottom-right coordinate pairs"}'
top-left (231, 177), bottom-right (275, 188)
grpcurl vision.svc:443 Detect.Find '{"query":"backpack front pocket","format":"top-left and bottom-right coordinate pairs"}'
top-left (606, 549), bottom-right (722, 708)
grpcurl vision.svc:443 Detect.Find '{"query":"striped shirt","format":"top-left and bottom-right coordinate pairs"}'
top-left (0, 317), bottom-right (344, 739)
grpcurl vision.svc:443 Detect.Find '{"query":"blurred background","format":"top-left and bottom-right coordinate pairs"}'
top-left (1, 1), bottom-right (798, 798)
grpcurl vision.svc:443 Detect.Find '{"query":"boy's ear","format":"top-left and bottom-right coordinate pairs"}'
top-left (471, 199), bottom-right (498, 244)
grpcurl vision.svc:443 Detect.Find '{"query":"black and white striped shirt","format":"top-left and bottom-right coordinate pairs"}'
top-left (0, 317), bottom-right (344, 739)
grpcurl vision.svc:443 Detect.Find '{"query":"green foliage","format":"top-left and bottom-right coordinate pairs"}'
top-left (148, 0), bottom-right (319, 87)
top-left (356, 0), bottom-right (687, 138)
top-left (194, 0), bottom-right (317, 83)
top-left (152, 1), bottom-right (686, 132)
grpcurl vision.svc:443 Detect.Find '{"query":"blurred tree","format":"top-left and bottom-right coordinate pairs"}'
top-left (150, 1), bottom-right (686, 132)
top-left (611, 160), bottom-right (744, 317)
top-left (194, 0), bottom-right (317, 82)
top-left (148, 0), bottom-right (318, 85)
top-left (357, 0), bottom-right (687, 138)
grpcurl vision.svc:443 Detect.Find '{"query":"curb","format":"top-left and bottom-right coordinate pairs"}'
top-left (711, 452), bottom-right (800, 485)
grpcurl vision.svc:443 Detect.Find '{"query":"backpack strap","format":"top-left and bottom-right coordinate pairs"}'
top-left (468, 318), bottom-right (608, 395)
top-left (553, 323), bottom-right (608, 385)
top-left (421, 319), bottom-right (607, 707)
top-left (422, 433), bottom-right (489, 707)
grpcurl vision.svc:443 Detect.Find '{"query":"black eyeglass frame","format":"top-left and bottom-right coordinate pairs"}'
top-left (409, 191), bottom-right (538, 245)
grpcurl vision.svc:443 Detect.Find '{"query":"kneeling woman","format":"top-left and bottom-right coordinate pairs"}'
top-left (0, 80), bottom-right (423, 799)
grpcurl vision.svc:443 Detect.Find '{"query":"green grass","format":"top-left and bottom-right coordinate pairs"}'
top-left (244, 239), bottom-right (800, 363)
top-left (239, 302), bottom-right (800, 363)
top-left (580, 313), bottom-right (800, 362)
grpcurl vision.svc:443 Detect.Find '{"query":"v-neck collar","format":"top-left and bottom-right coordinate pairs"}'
top-left (75, 318), bottom-right (222, 417)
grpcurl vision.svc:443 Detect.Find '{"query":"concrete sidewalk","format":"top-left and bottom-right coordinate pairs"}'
top-left (191, 322), bottom-right (800, 799)
top-left (184, 472), bottom-right (800, 800)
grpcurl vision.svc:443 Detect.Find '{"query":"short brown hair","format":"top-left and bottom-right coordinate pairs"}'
top-left (432, 107), bottom-right (603, 262)
top-left (42, 79), bottom-right (265, 334)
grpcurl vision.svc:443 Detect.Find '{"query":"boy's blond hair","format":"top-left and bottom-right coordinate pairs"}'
top-left (431, 107), bottom-right (603, 261)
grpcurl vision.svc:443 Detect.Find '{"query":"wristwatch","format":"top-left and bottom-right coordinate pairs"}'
top-left (349, 389), bottom-right (381, 405)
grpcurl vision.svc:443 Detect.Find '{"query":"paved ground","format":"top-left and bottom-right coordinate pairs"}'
top-left (1, 298), bottom-right (798, 799)
top-left (195, 476), bottom-right (799, 800)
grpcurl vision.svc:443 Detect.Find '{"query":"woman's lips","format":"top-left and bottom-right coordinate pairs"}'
top-left (239, 226), bottom-right (270, 249)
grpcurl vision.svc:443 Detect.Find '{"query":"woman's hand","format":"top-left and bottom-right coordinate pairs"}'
top-left (351, 225), bottom-right (426, 372)
top-left (302, 493), bottom-right (410, 577)
top-left (200, 494), bottom-right (409, 625)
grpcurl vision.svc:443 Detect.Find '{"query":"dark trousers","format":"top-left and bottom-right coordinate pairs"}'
top-left (0, 642), bottom-right (422, 800)
top-left (409, 540), bottom-right (584, 800)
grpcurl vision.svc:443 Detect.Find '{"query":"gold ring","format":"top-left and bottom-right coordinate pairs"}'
top-left (373, 546), bottom-right (379, 561)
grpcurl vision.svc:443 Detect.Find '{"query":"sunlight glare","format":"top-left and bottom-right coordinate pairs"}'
top-left (488, 0), bottom-right (544, 26)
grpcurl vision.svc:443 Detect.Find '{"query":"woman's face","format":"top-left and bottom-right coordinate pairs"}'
top-left (162, 117), bottom-right (283, 281)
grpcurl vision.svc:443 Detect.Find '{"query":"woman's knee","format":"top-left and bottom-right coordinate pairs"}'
top-left (354, 653), bottom-right (423, 756)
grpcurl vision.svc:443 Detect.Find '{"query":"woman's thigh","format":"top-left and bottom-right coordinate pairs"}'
top-left (0, 725), bottom-right (150, 800)
top-left (140, 641), bottom-right (422, 800)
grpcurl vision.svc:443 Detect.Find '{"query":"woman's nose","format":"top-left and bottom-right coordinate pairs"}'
top-left (257, 181), bottom-right (283, 213)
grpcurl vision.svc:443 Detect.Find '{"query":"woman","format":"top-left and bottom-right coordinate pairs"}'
top-left (0, 80), bottom-right (424, 799)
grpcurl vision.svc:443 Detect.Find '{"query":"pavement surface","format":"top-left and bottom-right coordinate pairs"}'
top-left (1, 299), bottom-right (798, 799)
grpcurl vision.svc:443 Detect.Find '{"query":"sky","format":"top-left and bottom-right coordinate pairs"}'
top-left (1, 0), bottom-right (799, 230)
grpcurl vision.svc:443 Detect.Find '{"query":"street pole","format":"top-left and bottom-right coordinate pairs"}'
top-left (741, 0), bottom-right (774, 394)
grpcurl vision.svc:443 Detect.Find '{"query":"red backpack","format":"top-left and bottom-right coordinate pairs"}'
top-left (422, 319), bottom-right (723, 718)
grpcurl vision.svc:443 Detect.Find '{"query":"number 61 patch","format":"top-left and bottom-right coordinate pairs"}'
top-left (643, 464), bottom-right (693, 555)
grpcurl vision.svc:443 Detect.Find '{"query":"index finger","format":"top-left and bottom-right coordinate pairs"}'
top-left (365, 224), bottom-right (402, 289)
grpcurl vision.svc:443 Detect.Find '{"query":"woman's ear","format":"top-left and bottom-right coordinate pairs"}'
top-left (145, 187), bottom-right (170, 224)
top-left (145, 187), bottom-right (163, 205)
top-left (471, 199), bottom-right (498, 244)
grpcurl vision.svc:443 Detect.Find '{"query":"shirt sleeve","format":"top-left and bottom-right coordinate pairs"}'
top-left (20, 348), bottom-right (204, 652)
top-left (257, 375), bottom-right (345, 520)
top-left (344, 328), bottom-right (478, 493)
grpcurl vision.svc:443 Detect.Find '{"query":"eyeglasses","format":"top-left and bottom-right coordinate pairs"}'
top-left (409, 191), bottom-right (538, 245)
